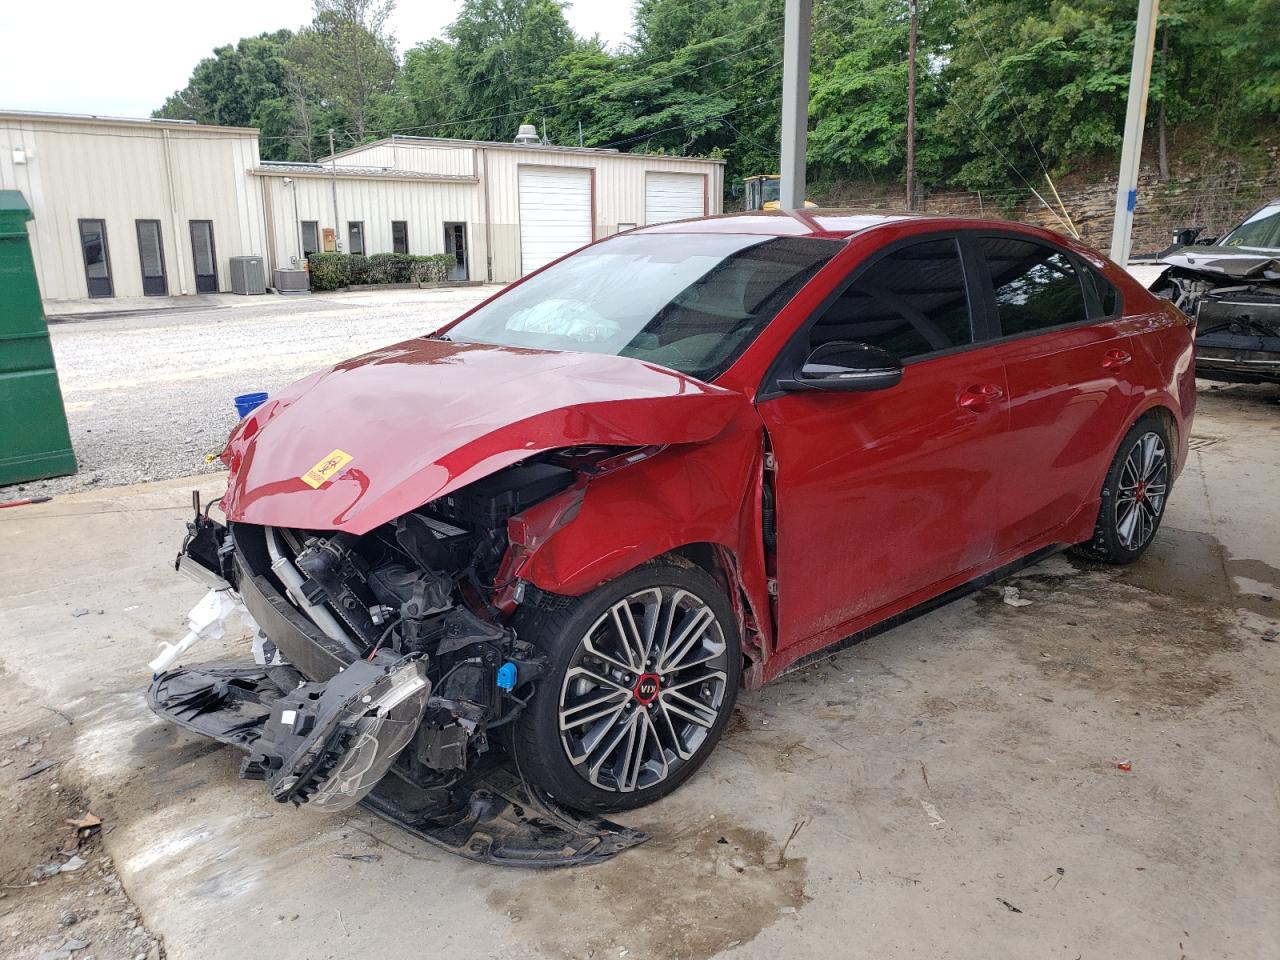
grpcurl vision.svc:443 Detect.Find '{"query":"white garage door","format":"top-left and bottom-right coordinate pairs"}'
top-left (518, 166), bottom-right (592, 276)
top-left (645, 172), bottom-right (706, 225)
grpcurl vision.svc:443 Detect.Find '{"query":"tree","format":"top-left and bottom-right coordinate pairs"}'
top-left (290, 0), bottom-right (400, 141)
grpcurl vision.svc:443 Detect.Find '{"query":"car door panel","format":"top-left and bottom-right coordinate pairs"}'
top-left (761, 353), bottom-right (1009, 647)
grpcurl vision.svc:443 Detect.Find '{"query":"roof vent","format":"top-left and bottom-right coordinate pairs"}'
top-left (514, 123), bottom-right (541, 145)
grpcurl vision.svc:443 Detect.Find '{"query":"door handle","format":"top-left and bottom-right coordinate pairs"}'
top-left (1102, 348), bottom-right (1132, 369)
top-left (958, 383), bottom-right (1005, 409)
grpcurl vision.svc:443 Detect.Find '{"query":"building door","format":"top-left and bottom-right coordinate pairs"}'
top-left (518, 166), bottom-right (591, 275)
top-left (444, 222), bottom-right (467, 280)
top-left (347, 221), bottom-right (365, 255)
top-left (78, 219), bottom-right (113, 298)
top-left (135, 220), bottom-right (167, 297)
top-left (645, 172), bottom-right (706, 225)
top-left (301, 221), bottom-right (319, 259)
top-left (189, 220), bottom-right (218, 293)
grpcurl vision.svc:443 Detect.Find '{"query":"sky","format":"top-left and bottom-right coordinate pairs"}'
top-left (0, 0), bottom-right (637, 119)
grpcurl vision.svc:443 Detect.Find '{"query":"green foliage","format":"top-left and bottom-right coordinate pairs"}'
top-left (307, 252), bottom-right (453, 289)
top-left (155, 0), bottom-right (1280, 197)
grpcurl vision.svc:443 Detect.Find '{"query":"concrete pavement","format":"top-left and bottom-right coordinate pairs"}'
top-left (1, 383), bottom-right (1277, 960)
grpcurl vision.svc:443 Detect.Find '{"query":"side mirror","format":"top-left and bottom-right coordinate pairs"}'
top-left (1172, 226), bottom-right (1204, 247)
top-left (778, 341), bottom-right (903, 393)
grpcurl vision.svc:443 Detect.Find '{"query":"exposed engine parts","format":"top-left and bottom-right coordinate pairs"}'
top-left (148, 450), bottom-right (646, 865)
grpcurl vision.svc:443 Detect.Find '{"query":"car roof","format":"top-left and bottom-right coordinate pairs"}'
top-left (633, 208), bottom-right (1024, 240)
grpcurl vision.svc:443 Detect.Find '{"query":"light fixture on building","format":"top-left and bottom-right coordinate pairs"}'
top-left (12, 147), bottom-right (27, 165)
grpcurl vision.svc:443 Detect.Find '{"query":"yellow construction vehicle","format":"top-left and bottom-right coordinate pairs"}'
top-left (742, 174), bottom-right (816, 211)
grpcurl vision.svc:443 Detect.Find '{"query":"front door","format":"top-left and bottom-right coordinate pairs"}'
top-left (189, 220), bottom-right (218, 293)
top-left (135, 220), bottom-right (167, 296)
top-left (759, 236), bottom-right (1010, 649)
top-left (78, 219), bottom-right (113, 298)
top-left (970, 234), bottom-right (1138, 553)
top-left (444, 222), bottom-right (468, 280)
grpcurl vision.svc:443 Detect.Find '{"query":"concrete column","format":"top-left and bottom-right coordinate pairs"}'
top-left (779, 0), bottom-right (812, 211)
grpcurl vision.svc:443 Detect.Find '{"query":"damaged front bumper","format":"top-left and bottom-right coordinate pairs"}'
top-left (147, 505), bottom-right (645, 867)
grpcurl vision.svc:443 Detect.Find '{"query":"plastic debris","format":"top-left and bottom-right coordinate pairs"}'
top-left (1116, 761), bottom-right (1132, 771)
top-left (1002, 586), bottom-right (1033, 607)
top-left (59, 855), bottom-right (87, 873)
top-left (18, 758), bottom-right (60, 780)
top-left (997, 898), bottom-right (1023, 913)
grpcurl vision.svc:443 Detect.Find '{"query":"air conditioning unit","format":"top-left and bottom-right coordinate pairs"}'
top-left (273, 268), bottom-right (310, 294)
top-left (229, 256), bottom-right (266, 295)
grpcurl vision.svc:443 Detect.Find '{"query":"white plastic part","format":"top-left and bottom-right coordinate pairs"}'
top-left (150, 588), bottom-right (253, 676)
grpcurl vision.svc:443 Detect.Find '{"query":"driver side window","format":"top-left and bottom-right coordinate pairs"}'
top-left (808, 238), bottom-right (975, 361)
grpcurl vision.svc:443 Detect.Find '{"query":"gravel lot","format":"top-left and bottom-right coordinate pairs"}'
top-left (4, 287), bottom-right (497, 499)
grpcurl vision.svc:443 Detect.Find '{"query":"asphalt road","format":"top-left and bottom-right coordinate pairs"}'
top-left (5, 287), bottom-right (497, 499)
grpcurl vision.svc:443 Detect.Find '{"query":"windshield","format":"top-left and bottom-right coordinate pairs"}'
top-left (445, 232), bottom-right (840, 381)
top-left (1221, 202), bottom-right (1280, 251)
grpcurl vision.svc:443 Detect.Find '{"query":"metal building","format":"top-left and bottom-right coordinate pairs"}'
top-left (0, 110), bottom-right (724, 303)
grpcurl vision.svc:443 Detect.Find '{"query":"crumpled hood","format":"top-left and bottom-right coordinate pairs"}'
top-left (220, 338), bottom-right (748, 534)
top-left (1160, 246), bottom-right (1280, 281)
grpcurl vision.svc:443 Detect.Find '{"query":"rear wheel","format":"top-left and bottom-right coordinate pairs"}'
top-left (512, 562), bottom-right (741, 813)
top-left (1073, 414), bottom-right (1172, 564)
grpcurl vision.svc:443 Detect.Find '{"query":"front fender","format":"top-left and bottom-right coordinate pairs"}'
top-left (505, 415), bottom-right (774, 668)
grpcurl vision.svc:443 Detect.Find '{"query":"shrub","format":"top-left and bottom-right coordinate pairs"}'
top-left (306, 252), bottom-right (350, 291)
top-left (306, 252), bottom-right (455, 290)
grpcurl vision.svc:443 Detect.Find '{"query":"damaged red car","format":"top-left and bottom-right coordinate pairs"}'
top-left (150, 211), bottom-right (1196, 866)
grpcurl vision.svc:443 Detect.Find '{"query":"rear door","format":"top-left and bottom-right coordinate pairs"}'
top-left (968, 233), bottom-right (1136, 553)
top-left (189, 220), bottom-right (218, 293)
top-left (518, 166), bottom-right (592, 275)
top-left (759, 235), bottom-right (1011, 649)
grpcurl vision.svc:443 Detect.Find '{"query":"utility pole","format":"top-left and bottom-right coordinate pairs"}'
top-left (905, 0), bottom-right (918, 210)
top-left (328, 128), bottom-right (340, 250)
top-left (1109, 0), bottom-right (1160, 265)
top-left (779, 0), bottom-right (813, 210)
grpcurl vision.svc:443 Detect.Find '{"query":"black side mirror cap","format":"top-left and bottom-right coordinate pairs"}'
top-left (778, 341), bottom-right (904, 393)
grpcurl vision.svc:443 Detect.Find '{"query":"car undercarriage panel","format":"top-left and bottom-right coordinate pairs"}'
top-left (148, 662), bottom-right (647, 867)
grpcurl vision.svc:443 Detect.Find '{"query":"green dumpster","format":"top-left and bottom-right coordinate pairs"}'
top-left (0, 190), bottom-right (76, 486)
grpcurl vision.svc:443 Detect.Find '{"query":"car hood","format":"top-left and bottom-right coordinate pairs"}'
top-left (220, 337), bottom-right (748, 534)
top-left (1159, 245), bottom-right (1280, 281)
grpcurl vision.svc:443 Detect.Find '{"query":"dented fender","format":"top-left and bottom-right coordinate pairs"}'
top-left (499, 414), bottom-right (775, 681)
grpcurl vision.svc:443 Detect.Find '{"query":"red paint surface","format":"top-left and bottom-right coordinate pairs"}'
top-left (219, 211), bottom-right (1194, 688)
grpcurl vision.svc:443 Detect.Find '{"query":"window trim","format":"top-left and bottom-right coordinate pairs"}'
top-left (759, 230), bottom-right (987, 400)
top-left (391, 220), bottom-right (408, 255)
top-left (964, 230), bottom-right (1102, 344)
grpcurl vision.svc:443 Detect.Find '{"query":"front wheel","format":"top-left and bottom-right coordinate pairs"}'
top-left (511, 562), bottom-right (741, 813)
top-left (1073, 414), bottom-right (1172, 564)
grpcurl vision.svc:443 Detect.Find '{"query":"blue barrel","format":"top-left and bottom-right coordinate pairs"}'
top-left (234, 392), bottom-right (269, 418)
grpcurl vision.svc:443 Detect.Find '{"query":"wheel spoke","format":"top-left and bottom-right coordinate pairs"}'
top-left (1117, 502), bottom-right (1140, 548)
top-left (661, 688), bottom-right (717, 729)
top-left (657, 606), bottom-right (716, 674)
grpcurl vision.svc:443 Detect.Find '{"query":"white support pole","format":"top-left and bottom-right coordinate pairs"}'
top-left (1109, 0), bottom-right (1160, 265)
top-left (779, 0), bottom-right (813, 211)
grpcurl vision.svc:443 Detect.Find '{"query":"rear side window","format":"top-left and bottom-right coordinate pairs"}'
top-left (980, 237), bottom-right (1088, 335)
top-left (1080, 266), bottom-right (1120, 318)
top-left (808, 238), bottom-right (973, 361)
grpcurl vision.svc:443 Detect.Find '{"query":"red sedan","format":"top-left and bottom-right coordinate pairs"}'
top-left (153, 211), bottom-right (1195, 865)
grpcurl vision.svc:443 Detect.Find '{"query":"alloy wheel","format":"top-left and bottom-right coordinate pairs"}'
top-left (557, 586), bottom-right (730, 793)
top-left (1114, 430), bottom-right (1168, 551)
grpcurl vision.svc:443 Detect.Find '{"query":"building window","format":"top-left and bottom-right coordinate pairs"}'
top-left (301, 221), bottom-right (320, 258)
top-left (78, 219), bottom-right (114, 298)
top-left (348, 221), bottom-right (365, 256)
top-left (189, 220), bottom-right (218, 293)
top-left (392, 220), bottom-right (409, 254)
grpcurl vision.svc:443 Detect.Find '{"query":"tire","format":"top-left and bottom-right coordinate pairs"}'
top-left (511, 561), bottom-right (742, 813)
top-left (1072, 413), bottom-right (1172, 564)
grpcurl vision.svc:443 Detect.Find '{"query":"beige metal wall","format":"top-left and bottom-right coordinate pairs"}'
top-left (326, 141), bottom-right (723, 282)
top-left (258, 173), bottom-right (484, 276)
top-left (0, 115), bottom-right (265, 301)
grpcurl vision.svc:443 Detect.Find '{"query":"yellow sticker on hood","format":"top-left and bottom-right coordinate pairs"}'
top-left (301, 449), bottom-right (354, 489)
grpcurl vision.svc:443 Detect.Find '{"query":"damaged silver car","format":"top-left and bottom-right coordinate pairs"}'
top-left (1151, 199), bottom-right (1280, 384)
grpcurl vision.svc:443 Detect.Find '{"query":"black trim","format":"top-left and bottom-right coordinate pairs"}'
top-left (77, 218), bottom-right (114, 298)
top-left (758, 230), bottom-right (986, 401)
top-left (782, 543), bottom-right (1066, 677)
top-left (135, 219), bottom-right (168, 297)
